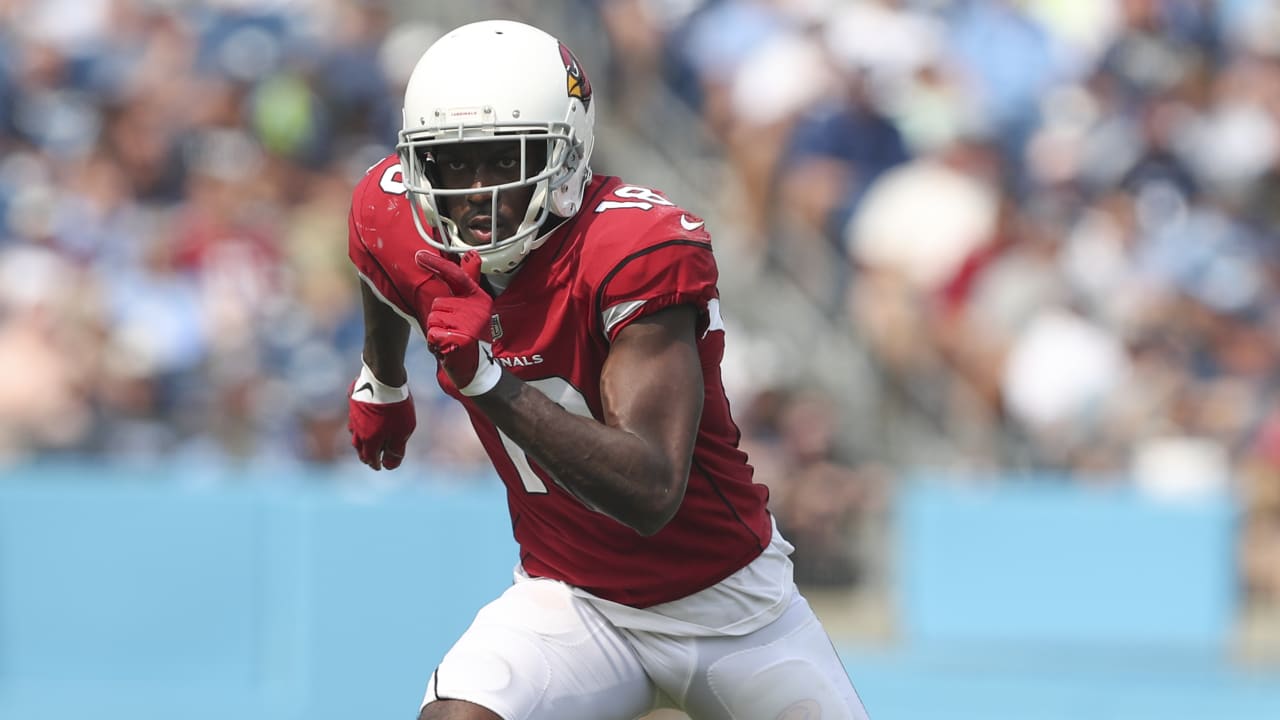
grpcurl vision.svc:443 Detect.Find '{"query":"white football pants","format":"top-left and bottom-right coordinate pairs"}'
top-left (421, 578), bottom-right (871, 720)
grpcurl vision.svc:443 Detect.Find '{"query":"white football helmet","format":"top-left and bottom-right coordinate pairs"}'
top-left (398, 20), bottom-right (596, 274)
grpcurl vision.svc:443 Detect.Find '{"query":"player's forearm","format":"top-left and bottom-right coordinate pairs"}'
top-left (473, 372), bottom-right (686, 536)
top-left (360, 283), bottom-right (410, 386)
top-left (362, 328), bottom-right (408, 386)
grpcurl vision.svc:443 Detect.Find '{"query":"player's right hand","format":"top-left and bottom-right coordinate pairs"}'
top-left (414, 250), bottom-right (503, 397)
top-left (348, 362), bottom-right (415, 470)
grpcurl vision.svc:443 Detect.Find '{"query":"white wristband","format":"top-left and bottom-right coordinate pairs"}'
top-left (458, 341), bottom-right (503, 396)
top-left (351, 359), bottom-right (410, 403)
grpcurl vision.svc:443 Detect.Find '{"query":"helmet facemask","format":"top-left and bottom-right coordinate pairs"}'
top-left (398, 122), bottom-right (584, 274)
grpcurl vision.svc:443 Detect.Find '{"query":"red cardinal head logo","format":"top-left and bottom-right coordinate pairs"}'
top-left (559, 42), bottom-right (592, 109)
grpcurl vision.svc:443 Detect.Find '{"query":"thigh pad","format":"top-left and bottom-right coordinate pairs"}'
top-left (423, 579), bottom-right (656, 720)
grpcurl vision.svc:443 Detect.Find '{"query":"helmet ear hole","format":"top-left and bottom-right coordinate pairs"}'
top-left (420, 150), bottom-right (442, 188)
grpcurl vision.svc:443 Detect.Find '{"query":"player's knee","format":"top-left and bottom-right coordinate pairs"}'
top-left (418, 698), bottom-right (505, 720)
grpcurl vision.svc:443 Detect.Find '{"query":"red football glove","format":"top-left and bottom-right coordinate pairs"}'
top-left (415, 250), bottom-right (502, 396)
top-left (348, 361), bottom-right (415, 470)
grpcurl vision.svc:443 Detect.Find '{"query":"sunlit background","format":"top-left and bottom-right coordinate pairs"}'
top-left (1, 0), bottom-right (1278, 718)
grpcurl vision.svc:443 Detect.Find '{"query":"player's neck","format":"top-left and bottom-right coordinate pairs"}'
top-left (483, 265), bottom-right (520, 295)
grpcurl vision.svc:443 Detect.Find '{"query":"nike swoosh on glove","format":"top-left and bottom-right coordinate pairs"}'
top-left (348, 362), bottom-right (415, 470)
top-left (415, 249), bottom-right (502, 396)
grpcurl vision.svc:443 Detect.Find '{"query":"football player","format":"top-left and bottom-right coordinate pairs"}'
top-left (345, 19), bottom-right (871, 720)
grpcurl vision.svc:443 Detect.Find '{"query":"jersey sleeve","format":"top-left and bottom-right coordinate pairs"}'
top-left (347, 158), bottom-right (420, 319)
top-left (593, 220), bottom-right (719, 343)
top-left (348, 210), bottom-right (402, 313)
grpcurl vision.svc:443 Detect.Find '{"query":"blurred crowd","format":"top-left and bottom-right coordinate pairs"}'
top-left (0, 0), bottom-right (1277, 605)
top-left (587, 0), bottom-right (1280, 605)
top-left (0, 0), bottom-right (463, 471)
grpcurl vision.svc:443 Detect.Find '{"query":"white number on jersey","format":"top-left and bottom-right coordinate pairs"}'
top-left (495, 377), bottom-right (593, 494)
top-left (378, 163), bottom-right (406, 195)
top-left (595, 185), bottom-right (675, 212)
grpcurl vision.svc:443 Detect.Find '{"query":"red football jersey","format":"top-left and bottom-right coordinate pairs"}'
top-left (349, 155), bottom-right (772, 607)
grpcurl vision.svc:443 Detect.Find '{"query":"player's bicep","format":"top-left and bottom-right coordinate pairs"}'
top-left (599, 304), bottom-right (703, 480)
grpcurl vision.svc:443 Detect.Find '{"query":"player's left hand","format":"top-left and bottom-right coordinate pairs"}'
top-left (414, 250), bottom-right (502, 396)
top-left (348, 370), bottom-right (415, 471)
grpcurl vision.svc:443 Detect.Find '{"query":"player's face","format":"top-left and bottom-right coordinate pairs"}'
top-left (433, 140), bottom-right (546, 247)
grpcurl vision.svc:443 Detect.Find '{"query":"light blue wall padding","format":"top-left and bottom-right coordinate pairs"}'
top-left (839, 645), bottom-right (1280, 720)
top-left (1, 465), bottom-right (1275, 720)
top-left (897, 476), bottom-right (1240, 650)
top-left (0, 464), bottom-right (518, 720)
